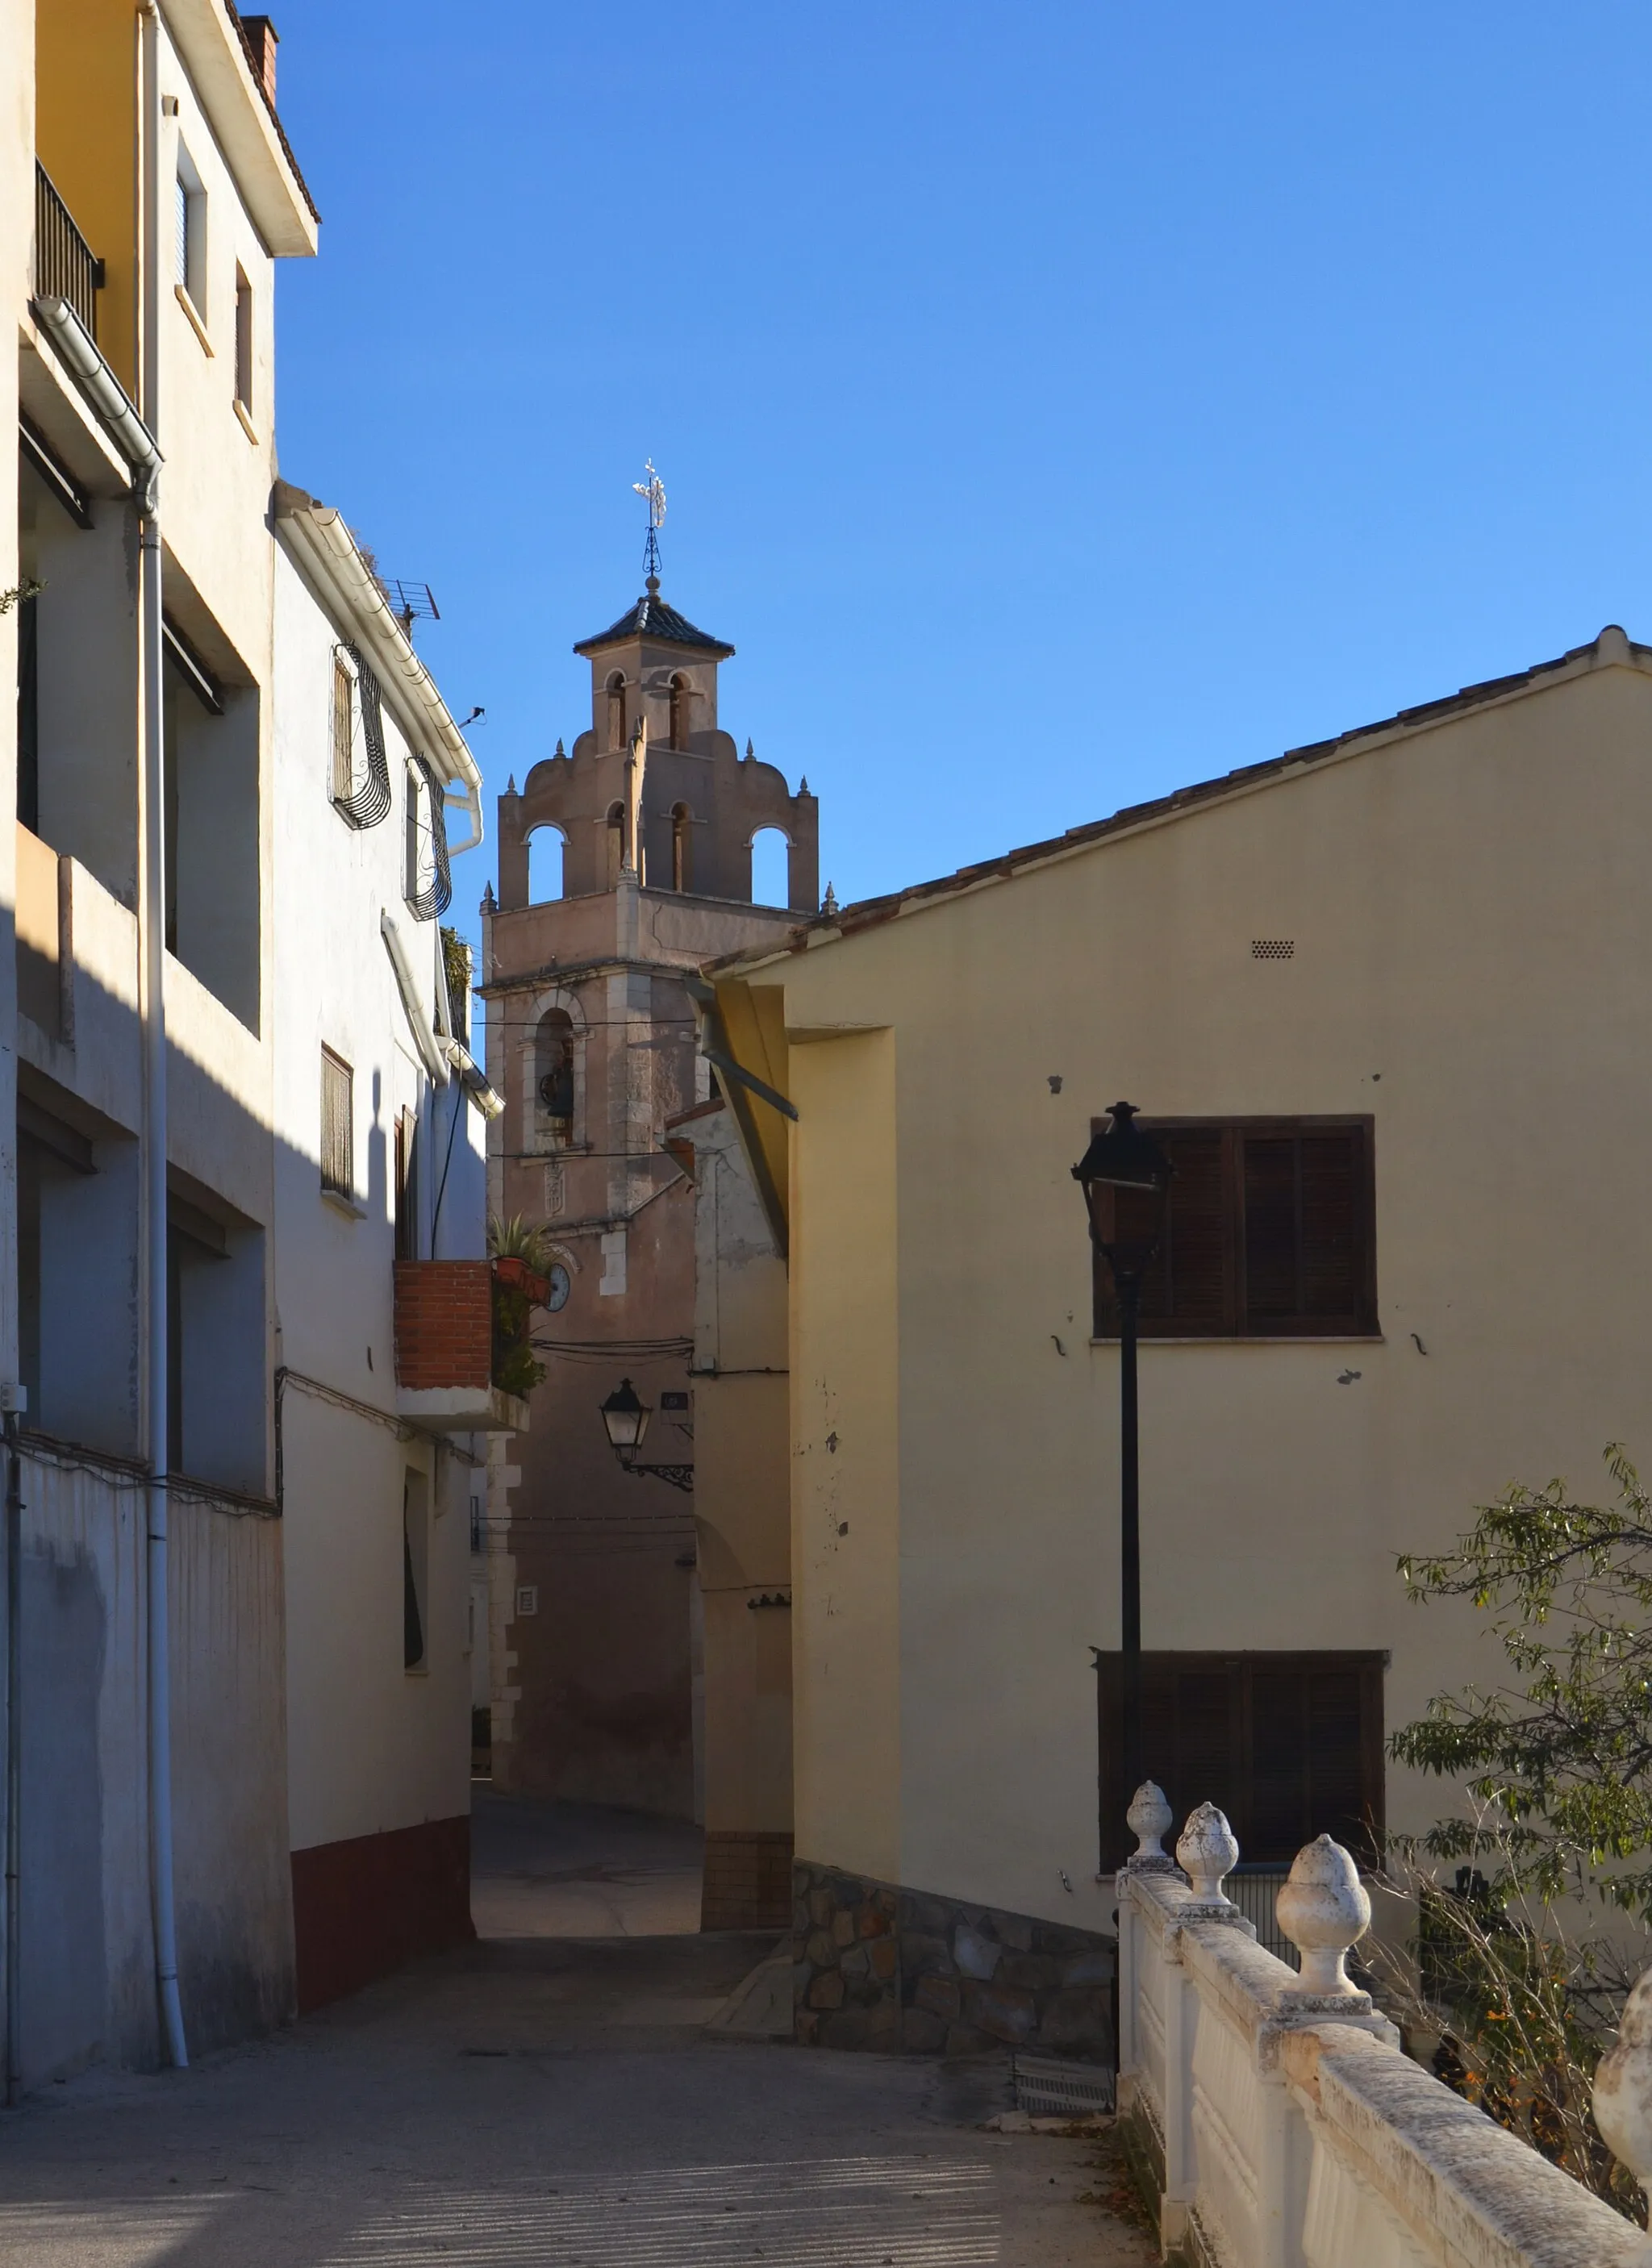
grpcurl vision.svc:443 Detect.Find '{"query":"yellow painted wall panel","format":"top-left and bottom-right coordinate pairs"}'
top-left (35, 0), bottom-right (139, 390)
top-left (788, 1027), bottom-right (899, 1883)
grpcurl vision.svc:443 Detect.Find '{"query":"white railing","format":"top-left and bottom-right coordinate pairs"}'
top-left (1115, 1782), bottom-right (1652, 2266)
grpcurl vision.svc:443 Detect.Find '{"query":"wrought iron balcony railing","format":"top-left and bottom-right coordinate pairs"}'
top-left (34, 163), bottom-right (104, 340)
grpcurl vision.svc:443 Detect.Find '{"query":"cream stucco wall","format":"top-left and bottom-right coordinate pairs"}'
top-left (734, 629), bottom-right (1652, 1939)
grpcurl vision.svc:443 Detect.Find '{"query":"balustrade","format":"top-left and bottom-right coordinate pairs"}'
top-left (1115, 1784), bottom-right (1650, 2266)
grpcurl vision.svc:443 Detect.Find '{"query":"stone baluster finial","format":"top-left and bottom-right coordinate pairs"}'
top-left (1275, 1835), bottom-right (1370, 1995)
top-left (1126, 1781), bottom-right (1174, 1870)
top-left (1594, 1966), bottom-right (1652, 2191)
top-left (1177, 1803), bottom-right (1239, 1904)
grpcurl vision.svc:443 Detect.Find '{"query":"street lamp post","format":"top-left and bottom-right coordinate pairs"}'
top-left (599, 1378), bottom-right (695, 1494)
top-left (1071, 1103), bottom-right (1173, 1808)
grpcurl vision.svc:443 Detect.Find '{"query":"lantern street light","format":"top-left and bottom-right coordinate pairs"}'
top-left (599, 1378), bottom-right (695, 1493)
top-left (1071, 1102), bottom-right (1174, 1809)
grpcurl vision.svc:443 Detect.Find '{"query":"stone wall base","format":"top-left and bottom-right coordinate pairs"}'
top-left (793, 1857), bottom-right (1115, 2062)
top-left (702, 1828), bottom-right (794, 1930)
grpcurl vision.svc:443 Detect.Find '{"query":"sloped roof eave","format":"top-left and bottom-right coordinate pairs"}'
top-left (707, 623), bottom-right (1651, 978)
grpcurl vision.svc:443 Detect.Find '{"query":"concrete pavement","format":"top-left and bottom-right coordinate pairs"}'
top-left (0, 1795), bottom-right (1150, 2266)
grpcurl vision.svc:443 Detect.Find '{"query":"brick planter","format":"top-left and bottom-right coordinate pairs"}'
top-left (393, 1261), bottom-right (491, 1390)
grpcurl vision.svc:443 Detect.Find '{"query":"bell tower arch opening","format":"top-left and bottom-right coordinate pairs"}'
top-left (527, 823), bottom-right (566, 903)
top-left (670, 803), bottom-right (694, 893)
top-left (749, 826), bottom-right (791, 908)
top-left (669, 673), bottom-right (690, 749)
top-left (534, 1007), bottom-right (576, 1144)
top-left (605, 673), bottom-right (626, 752)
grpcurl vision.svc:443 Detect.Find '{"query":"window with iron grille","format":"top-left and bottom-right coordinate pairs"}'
top-left (319, 1047), bottom-right (353, 1200)
top-left (1091, 1115), bottom-right (1375, 1339)
top-left (330, 656), bottom-right (354, 802)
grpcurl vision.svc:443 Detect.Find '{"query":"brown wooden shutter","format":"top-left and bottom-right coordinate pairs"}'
top-left (1240, 1124), bottom-right (1371, 1335)
top-left (1090, 1116), bottom-right (1373, 1340)
top-left (1093, 1127), bottom-right (1232, 1336)
top-left (1096, 1651), bottom-right (1383, 1870)
top-left (1240, 1134), bottom-right (1299, 1321)
top-left (1299, 1128), bottom-right (1363, 1323)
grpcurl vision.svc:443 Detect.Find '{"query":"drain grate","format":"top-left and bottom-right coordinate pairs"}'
top-left (1012, 2051), bottom-right (1115, 2118)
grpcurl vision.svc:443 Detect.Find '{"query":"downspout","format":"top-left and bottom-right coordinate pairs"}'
top-left (138, 0), bottom-right (187, 2071)
top-left (4, 1410), bottom-right (19, 2106)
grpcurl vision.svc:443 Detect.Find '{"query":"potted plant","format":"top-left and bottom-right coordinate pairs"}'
top-left (487, 1214), bottom-right (551, 1306)
top-left (487, 1216), bottom-right (550, 1397)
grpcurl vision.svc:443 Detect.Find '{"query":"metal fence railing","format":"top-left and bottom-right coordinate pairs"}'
top-left (34, 163), bottom-right (104, 339)
top-left (1225, 1866), bottom-right (1298, 1968)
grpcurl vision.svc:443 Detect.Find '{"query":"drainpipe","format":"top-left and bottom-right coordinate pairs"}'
top-left (138, 0), bottom-right (186, 2073)
top-left (4, 1409), bottom-right (19, 2105)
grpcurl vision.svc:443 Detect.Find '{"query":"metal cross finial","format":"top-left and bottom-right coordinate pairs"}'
top-left (632, 460), bottom-right (666, 586)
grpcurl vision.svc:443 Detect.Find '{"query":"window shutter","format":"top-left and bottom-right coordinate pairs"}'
top-left (1299, 1129), bottom-right (1363, 1323)
top-left (331, 659), bottom-right (354, 802)
top-left (1096, 1651), bottom-right (1383, 1869)
top-left (1248, 1668), bottom-right (1310, 1857)
top-left (1093, 1127), bottom-right (1231, 1335)
top-left (320, 1049), bottom-right (353, 1199)
top-left (1307, 1666), bottom-right (1374, 1857)
top-left (1241, 1135), bottom-right (1299, 1320)
top-left (1241, 1126), bottom-right (1369, 1333)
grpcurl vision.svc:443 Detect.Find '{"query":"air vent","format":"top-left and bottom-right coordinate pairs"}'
top-left (1251, 938), bottom-right (1295, 960)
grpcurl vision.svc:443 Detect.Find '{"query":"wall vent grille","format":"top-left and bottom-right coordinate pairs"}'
top-left (1251, 938), bottom-right (1295, 960)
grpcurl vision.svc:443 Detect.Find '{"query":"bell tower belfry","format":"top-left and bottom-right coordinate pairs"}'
top-left (480, 479), bottom-right (820, 1862)
top-left (496, 565), bottom-right (818, 912)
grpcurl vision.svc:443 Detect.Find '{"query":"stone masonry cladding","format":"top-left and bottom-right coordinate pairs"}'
top-left (792, 1858), bottom-right (1115, 2061)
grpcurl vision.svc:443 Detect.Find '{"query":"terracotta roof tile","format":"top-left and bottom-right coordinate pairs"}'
top-left (724, 627), bottom-right (1643, 963)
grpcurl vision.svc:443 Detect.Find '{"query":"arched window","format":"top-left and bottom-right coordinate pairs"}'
top-left (527, 823), bottom-right (565, 903)
top-left (749, 826), bottom-right (790, 907)
top-left (604, 800), bottom-right (625, 889)
top-left (669, 673), bottom-right (689, 748)
top-left (670, 803), bottom-right (692, 893)
top-left (606, 673), bottom-right (626, 751)
top-left (536, 1008), bottom-right (574, 1140)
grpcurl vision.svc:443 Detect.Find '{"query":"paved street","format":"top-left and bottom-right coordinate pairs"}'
top-left (0, 1795), bottom-right (1149, 2267)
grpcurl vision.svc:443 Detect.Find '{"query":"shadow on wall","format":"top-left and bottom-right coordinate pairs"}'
top-left (8, 930), bottom-right (480, 2082)
top-left (20, 1540), bottom-right (107, 2082)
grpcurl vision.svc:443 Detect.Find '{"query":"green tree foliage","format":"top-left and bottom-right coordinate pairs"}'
top-left (1394, 1447), bottom-right (1652, 1920)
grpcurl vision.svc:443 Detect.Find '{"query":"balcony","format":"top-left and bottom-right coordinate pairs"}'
top-left (393, 1261), bottom-right (529, 1434)
top-left (34, 164), bottom-right (103, 340)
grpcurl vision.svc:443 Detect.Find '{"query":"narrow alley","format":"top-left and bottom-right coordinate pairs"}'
top-left (0, 1799), bottom-right (1150, 2267)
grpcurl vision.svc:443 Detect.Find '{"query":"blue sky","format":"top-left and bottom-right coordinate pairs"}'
top-left (274, 2), bottom-right (1652, 943)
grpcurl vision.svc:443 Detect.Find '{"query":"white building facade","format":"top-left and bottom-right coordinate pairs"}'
top-left (0, 2), bottom-right (495, 2083)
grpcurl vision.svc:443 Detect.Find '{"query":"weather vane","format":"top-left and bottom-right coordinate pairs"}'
top-left (632, 460), bottom-right (666, 586)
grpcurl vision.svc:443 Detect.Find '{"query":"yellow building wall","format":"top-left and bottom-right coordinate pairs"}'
top-left (788, 1025), bottom-right (901, 1886)
top-left (35, 0), bottom-right (139, 390)
top-left (766, 636), bottom-right (1652, 1937)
